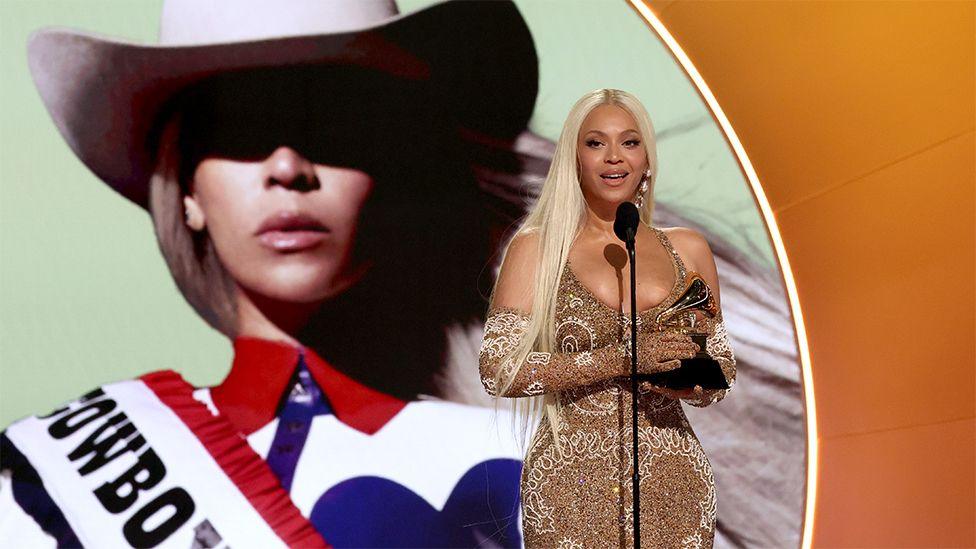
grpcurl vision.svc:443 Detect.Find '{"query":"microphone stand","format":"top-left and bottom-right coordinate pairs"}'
top-left (614, 200), bottom-right (643, 549)
top-left (625, 230), bottom-right (641, 549)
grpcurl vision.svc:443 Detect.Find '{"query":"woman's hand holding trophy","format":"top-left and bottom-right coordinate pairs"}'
top-left (637, 271), bottom-right (731, 395)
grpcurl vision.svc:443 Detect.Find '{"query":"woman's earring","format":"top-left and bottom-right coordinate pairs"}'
top-left (634, 170), bottom-right (651, 209)
top-left (183, 197), bottom-right (205, 232)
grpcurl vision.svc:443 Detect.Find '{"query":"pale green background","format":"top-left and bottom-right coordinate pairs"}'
top-left (0, 0), bottom-right (770, 426)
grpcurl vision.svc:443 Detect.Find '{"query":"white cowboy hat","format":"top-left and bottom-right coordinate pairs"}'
top-left (27, 0), bottom-right (538, 208)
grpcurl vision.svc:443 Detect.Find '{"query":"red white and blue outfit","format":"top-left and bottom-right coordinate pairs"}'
top-left (1, 338), bottom-right (523, 547)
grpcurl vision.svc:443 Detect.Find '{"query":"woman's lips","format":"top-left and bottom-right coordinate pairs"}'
top-left (600, 171), bottom-right (630, 186)
top-left (258, 230), bottom-right (327, 252)
top-left (256, 211), bottom-right (329, 252)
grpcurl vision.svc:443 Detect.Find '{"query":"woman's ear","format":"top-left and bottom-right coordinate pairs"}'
top-left (183, 195), bottom-right (206, 232)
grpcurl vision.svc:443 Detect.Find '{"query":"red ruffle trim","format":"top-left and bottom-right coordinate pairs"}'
top-left (141, 370), bottom-right (330, 549)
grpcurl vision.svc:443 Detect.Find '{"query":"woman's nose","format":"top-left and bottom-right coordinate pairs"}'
top-left (606, 144), bottom-right (622, 164)
top-left (265, 146), bottom-right (320, 190)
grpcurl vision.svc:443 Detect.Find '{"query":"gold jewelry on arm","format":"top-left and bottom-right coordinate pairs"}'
top-left (479, 306), bottom-right (629, 398)
top-left (682, 310), bottom-right (737, 407)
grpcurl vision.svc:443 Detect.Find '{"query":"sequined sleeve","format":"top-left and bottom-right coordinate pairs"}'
top-left (682, 310), bottom-right (737, 407)
top-left (478, 306), bottom-right (628, 398)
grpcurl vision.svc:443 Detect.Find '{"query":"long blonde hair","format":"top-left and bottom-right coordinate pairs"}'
top-left (488, 88), bottom-right (659, 449)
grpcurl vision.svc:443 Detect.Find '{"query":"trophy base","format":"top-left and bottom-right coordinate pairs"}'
top-left (635, 356), bottom-right (730, 390)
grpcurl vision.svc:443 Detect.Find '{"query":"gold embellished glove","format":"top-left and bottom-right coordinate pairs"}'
top-left (479, 306), bottom-right (695, 398)
top-left (681, 310), bottom-right (737, 407)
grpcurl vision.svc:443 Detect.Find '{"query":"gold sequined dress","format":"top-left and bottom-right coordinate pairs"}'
top-left (479, 227), bottom-right (737, 549)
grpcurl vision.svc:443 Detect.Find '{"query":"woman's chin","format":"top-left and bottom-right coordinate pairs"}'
top-left (239, 261), bottom-right (373, 307)
top-left (585, 189), bottom-right (636, 209)
top-left (237, 271), bottom-right (341, 306)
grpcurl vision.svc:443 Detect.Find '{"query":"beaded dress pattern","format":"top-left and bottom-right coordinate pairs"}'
top-left (479, 227), bottom-right (736, 549)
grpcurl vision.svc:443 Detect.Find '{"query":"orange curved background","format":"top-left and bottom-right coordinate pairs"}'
top-left (637, 1), bottom-right (975, 547)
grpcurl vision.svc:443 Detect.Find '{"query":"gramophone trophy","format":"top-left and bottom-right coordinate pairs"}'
top-left (637, 272), bottom-right (730, 390)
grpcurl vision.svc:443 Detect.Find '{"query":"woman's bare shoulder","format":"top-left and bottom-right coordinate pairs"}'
top-left (660, 226), bottom-right (722, 302)
top-left (491, 231), bottom-right (540, 312)
top-left (661, 226), bottom-right (710, 266)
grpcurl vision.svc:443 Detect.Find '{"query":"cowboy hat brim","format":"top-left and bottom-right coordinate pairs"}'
top-left (27, 0), bottom-right (538, 208)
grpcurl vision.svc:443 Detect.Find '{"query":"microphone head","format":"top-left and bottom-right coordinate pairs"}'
top-left (613, 201), bottom-right (640, 243)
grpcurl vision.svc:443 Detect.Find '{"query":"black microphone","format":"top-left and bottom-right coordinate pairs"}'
top-left (614, 198), bottom-right (643, 548)
top-left (614, 201), bottom-right (640, 249)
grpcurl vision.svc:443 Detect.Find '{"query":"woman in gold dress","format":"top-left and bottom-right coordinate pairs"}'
top-left (479, 89), bottom-right (737, 548)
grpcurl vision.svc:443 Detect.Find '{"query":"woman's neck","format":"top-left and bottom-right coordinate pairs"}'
top-left (581, 196), bottom-right (626, 241)
top-left (234, 288), bottom-right (313, 346)
top-left (231, 272), bottom-right (448, 400)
